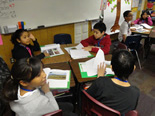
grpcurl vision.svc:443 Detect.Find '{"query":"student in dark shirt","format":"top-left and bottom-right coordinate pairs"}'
top-left (11, 29), bottom-right (49, 60)
top-left (87, 49), bottom-right (140, 115)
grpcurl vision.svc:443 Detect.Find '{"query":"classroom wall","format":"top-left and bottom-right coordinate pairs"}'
top-left (0, 21), bottom-right (117, 69)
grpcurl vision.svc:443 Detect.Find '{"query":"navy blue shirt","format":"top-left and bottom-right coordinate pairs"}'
top-left (86, 77), bottom-right (140, 114)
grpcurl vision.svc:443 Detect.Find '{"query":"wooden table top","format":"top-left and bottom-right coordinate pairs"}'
top-left (44, 62), bottom-right (75, 87)
top-left (41, 45), bottom-right (71, 64)
top-left (132, 29), bottom-right (151, 35)
top-left (70, 54), bottom-right (112, 83)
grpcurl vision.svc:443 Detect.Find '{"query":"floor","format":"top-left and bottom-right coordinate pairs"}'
top-left (129, 44), bottom-right (155, 116)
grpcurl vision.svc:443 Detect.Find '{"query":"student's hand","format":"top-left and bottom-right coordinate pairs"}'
top-left (130, 28), bottom-right (136, 31)
top-left (29, 33), bottom-right (36, 41)
top-left (43, 51), bottom-right (50, 57)
top-left (83, 46), bottom-right (94, 51)
top-left (97, 62), bottom-right (106, 78)
top-left (41, 82), bottom-right (50, 94)
top-left (131, 22), bottom-right (135, 26)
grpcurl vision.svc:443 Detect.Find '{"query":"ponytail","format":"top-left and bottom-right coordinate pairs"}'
top-left (2, 57), bottom-right (42, 102)
top-left (3, 76), bottom-right (18, 101)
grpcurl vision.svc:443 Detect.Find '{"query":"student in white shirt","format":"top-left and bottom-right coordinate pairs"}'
top-left (118, 10), bottom-right (135, 43)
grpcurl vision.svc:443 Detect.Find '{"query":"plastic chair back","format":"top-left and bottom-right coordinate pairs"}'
top-left (81, 90), bottom-right (121, 116)
top-left (54, 34), bottom-right (72, 44)
top-left (43, 110), bottom-right (62, 116)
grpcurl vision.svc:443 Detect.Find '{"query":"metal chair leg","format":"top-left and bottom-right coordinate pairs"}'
top-left (135, 50), bottom-right (142, 70)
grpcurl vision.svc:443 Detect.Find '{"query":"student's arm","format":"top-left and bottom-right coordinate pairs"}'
top-left (133, 18), bottom-right (140, 24)
top-left (32, 39), bottom-right (41, 51)
top-left (121, 23), bottom-right (128, 42)
top-left (35, 53), bottom-right (45, 59)
top-left (91, 36), bottom-right (111, 54)
top-left (122, 34), bottom-right (127, 42)
top-left (81, 35), bottom-right (94, 47)
top-left (147, 16), bottom-right (153, 26)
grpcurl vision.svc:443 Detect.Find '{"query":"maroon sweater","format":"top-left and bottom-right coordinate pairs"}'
top-left (81, 34), bottom-right (111, 54)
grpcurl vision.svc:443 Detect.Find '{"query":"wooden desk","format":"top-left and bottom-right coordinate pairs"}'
top-left (70, 54), bottom-right (112, 83)
top-left (41, 45), bottom-right (71, 64)
top-left (132, 29), bottom-right (151, 35)
top-left (44, 62), bottom-right (75, 87)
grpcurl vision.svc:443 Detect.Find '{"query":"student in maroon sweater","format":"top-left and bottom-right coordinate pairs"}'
top-left (81, 22), bottom-right (111, 54)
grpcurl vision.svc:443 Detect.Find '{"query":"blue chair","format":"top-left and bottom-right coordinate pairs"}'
top-left (54, 34), bottom-right (72, 44)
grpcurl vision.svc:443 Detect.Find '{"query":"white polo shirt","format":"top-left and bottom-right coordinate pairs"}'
top-left (118, 20), bottom-right (131, 42)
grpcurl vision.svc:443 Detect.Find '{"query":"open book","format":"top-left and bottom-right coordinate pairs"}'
top-left (41, 44), bottom-right (64, 57)
top-left (130, 24), bottom-right (150, 33)
top-left (44, 68), bottom-right (71, 89)
top-left (65, 43), bottom-right (93, 59)
top-left (79, 49), bottom-right (114, 78)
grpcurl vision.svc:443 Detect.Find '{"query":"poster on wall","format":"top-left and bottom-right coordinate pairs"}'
top-left (103, 0), bottom-right (131, 34)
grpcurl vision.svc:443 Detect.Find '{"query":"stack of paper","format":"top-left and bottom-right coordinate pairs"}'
top-left (140, 23), bottom-right (153, 29)
top-left (65, 43), bottom-right (93, 59)
top-left (41, 44), bottom-right (64, 57)
top-left (79, 49), bottom-right (114, 77)
top-left (44, 68), bottom-right (71, 89)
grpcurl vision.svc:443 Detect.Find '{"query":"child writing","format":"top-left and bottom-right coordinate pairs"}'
top-left (86, 50), bottom-right (140, 115)
top-left (118, 10), bottom-right (135, 43)
top-left (132, 10), bottom-right (153, 26)
top-left (11, 29), bottom-right (49, 60)
top-left (81, 22), bottom-right (111, 55)
top-left (2, 57), bottom-right (77, 116)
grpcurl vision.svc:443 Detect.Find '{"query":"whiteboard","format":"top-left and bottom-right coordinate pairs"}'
top-left (0, 0), bottom-right (101, 31)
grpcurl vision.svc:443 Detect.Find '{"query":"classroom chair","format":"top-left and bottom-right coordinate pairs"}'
top-left (81, 90), bottom-right (121, 116)
top-left (43, 109), bottom-right (62, 116)
top-left (54, 34), bottom-right (72, 44)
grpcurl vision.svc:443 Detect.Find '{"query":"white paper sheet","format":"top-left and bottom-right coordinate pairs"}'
top-left (64, 43), bottom-right (84, 54)
top-left (44, 68), bottom-right (70, 89)
top-left (41, 44), bottom-right (64, 57)
top-left (140, 23), bottom-right (153, 29)
top-left (70, 49), bottom-right (91, 59)
top-left (79, 49), bottom-right (114, 76)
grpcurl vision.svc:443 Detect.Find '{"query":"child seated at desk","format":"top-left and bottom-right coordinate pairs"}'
top-left (81, 22), bottom-right (111, 55)
top-left (86, 50), bottom-right (140, 115)
top-left (2, 57), bottom-right (77, 116)
top-left (132, 10), bottom-right (153, 26)
top-left (11, 29), bottom-right (49, 61)
top-left (118, 10), bottom-right (135, 43)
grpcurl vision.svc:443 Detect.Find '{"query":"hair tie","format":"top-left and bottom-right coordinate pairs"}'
top-left (27, 58), bottom-right (30, 64)
top-left (11, 75), bottom-right (14, 80)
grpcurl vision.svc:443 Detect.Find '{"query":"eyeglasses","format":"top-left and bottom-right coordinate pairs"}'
top-left (128, 15), bottom-right (133, 17)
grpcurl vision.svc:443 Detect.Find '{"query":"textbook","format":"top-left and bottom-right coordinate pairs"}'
top-left (44, 68), bottom-right (71, 89)
top-left (40, 44), bottom-right (64, 57)
top-left (78, 49), bottom-right (114, 78)
top-left (65, 43), bottom-right (94, 59)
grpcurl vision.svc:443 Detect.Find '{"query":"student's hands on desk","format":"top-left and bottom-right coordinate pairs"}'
top-left (97, 62), bottom-right (106, 78)
top-left (83, 46), bottom-right (95, 51)
top-left (43, 51), bottom-right (50, 57)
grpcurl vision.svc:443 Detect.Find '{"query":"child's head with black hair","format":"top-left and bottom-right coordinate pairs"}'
top-left (11, 29), bottom-right (30, 46)
top-left (140, 10), bottom-right (151, 23)
top-left (93, 21), bottom-right (107, 40)
top-left (111, 49), bottom-right (135, 81)
top-left (3, 57), bottom-right (46, 101)
top-left (123, 10), bottom-right (133, 22)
